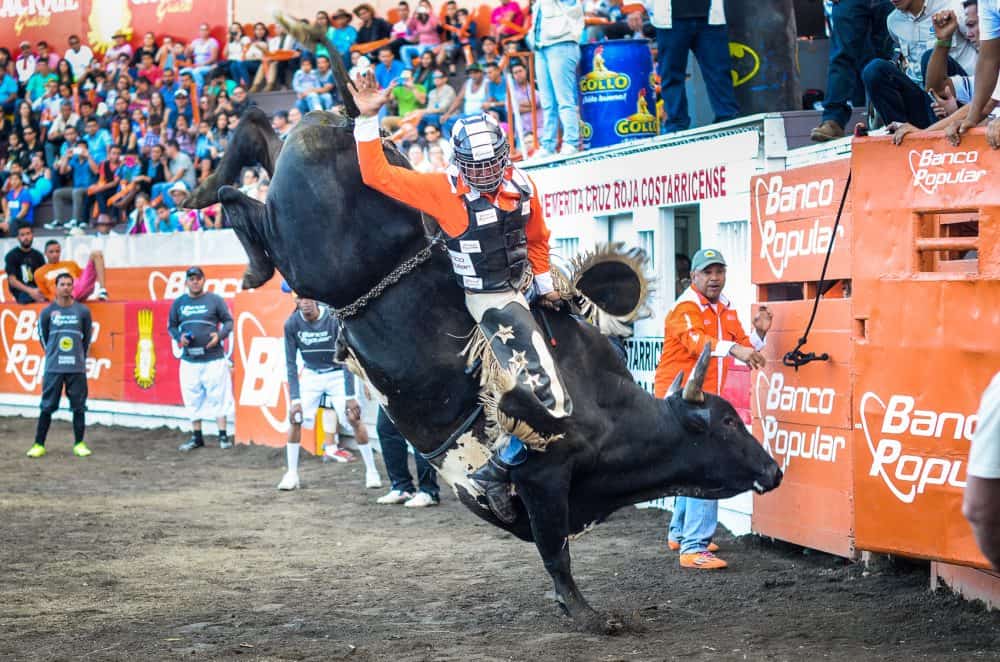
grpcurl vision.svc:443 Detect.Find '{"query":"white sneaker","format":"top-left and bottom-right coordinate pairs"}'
top-left (376, 489), bottom-right (413, 504)
top-left (532, 147), bottom-right (553, 160)
top-left (404, 491), bottom-right (440, 508)
top-left (559, 144), bottom-right (579, 156)
top-left (277, 471), bottom-right (300, 491)
top-left (95, 286), bottom-right (109, 301)
top-left (365, 471), bottom-right (383, 489)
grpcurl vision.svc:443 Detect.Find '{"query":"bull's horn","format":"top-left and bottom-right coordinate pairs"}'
top-left (666, 371), bottom-right (684, 396)
top-left (274, 11), bottom-right (360, 119)
top-left (682, 344), bottom-right (712, 403)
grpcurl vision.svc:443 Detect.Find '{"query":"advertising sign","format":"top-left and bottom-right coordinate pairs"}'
top-left (750, 158), bottom-right (852, 285)
top-left (0, 0), bottom-right (228, 56)
top-left (850, 133), bottom-right (1000, 567)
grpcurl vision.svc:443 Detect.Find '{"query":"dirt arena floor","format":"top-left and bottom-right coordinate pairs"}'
top-left (3, 418), bottom-right (1000, 662)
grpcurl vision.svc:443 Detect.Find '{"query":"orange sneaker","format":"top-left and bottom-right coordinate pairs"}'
top-left (668, 540), bottom-right (719, 552)
top-left (679, 551), bottom-right (728, 570)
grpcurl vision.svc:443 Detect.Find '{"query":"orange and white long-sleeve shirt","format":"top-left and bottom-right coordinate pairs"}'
top-left (353, 115), bottom-right (553, 292)
top-left (653, 285), bottom-right (764, 398)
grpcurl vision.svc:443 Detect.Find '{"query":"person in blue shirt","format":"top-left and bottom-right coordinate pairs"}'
top-left (374, 47), bottom-right (405, 89)
top-left (330, 9), bottom-right (358, 67)
top-left (82, 118), bottom-right (112, 164)
top-left (0, 69), bottom-right (18, 115)
top-left (292, 57), bottom-right (324, 112)
top-left (153, 201), bottom-right (184, 233)
top-left (126, 192), bottom-right (156, 234)
top-left (51, 136), bottom-right (98, 230)
top-left (3, 172), bottom-right (34, 233)
top-left (483, 62), bottom-right (508, 122)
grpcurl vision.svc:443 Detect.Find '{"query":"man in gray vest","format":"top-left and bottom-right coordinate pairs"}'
top-left (168, 266), bottom-right (234, 451)
top-left (26, 272), bottom-right (93, 458)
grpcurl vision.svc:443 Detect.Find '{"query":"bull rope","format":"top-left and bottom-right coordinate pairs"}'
top-left (782, 172), bottom-right (852, 371)
top-left (332, 240), bottom-right (443, 319)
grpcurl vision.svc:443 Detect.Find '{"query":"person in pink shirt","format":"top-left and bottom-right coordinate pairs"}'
top-left (400, 0), bottom-right (441, 69)
top-left (492, 0), bottom-right (526, 42)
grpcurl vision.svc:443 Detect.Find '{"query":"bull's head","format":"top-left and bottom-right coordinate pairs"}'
top-left (663, 345), bottom-right (782, 499)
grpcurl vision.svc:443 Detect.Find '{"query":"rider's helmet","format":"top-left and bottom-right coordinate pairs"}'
top-left (450, 113), bottom-right (509, 192)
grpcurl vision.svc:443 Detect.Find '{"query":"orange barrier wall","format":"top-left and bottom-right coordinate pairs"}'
top-left (750, 131), bottom-right (999, 570)
top-left (851, 132), bottom-right (999, 569)
top-left (751, 158), bottom-right (856, 558)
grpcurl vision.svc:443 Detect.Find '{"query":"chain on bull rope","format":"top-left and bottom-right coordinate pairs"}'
top-left (334, 241), bottom-right (442, 319)
top-left (782, 172), bottom-right (852, 371)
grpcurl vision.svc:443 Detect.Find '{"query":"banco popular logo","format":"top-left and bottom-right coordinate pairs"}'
top-left (614, 88), bottom-right (657, 137)
top-left (753, 174), bottom-right (844, 279)
top-left (754, 370), bottom-right (845, 473)
top-left (2, 308), bottom-right (44, 390)
top-left (857, 392), bottom-right (974, 504)
top-left (908, 148), bottom-right (986, 195)
top-left (579, 45), bottom-right (630, 94)
top-left (1, 309), bottom-right (107, 390)
top-left (148, 270), bottom-right (243, 300)
top-left (237, 311), bottom-right (289, 434)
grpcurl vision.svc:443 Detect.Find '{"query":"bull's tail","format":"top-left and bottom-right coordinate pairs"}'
top-left (186, 107), bottom-right (283, 209)
top-left (219, 186), bottom-right (275, 289)
top-left (275, 12), bottom-right (360, 119)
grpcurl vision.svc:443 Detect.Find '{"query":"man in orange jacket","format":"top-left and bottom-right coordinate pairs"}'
top-left (654, 248), bottom-right (772, 569)
top-left (350, 71), bottom-right (570, 524)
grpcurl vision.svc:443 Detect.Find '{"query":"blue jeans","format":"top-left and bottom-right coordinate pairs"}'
top-left (862, 59), bottom-right (937, 128)
top-left (534, 41), bottom-right (581, 152)
top-left (297, 92), bottom-right (333, 113)
top-left (400, 43), bottom-right (437, 69)
top-left (377, 408), bottom-right (439, 498)
top-left (656, 19), bottom-right (739, 133)
top-left (821, 0), bottom-right (893, 127)
top-left (227, 60), bottom-right (260, 87)
top-left (668, 496), bottom-right (718, 554)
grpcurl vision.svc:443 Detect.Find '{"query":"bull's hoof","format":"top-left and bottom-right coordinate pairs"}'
top-left (576, 611), bottom-right (624, 636)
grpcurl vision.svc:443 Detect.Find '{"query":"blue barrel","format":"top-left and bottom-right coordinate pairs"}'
top-left (578, 39), bottom-right (657, 149)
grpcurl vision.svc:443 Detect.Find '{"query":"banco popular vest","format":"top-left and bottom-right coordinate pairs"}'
top-left (445, 178), bottom-right (532, 292)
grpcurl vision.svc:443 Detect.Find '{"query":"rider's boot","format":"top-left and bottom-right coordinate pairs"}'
top-left (469, 434), bottom-right (528, 524)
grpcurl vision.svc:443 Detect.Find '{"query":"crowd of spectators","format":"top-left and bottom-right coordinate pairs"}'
top-left (8, 1), bottom-right (994, 238)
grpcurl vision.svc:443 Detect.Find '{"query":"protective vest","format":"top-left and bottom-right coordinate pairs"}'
top-left (445, 179), bottom-right (532, 292)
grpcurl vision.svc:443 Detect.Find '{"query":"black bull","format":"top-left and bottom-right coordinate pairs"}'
top-left (190, 108), bottom-right (782, 633)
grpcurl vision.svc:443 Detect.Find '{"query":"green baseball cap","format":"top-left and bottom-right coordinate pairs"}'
top-left (691, 248), bottom-right (726, 272)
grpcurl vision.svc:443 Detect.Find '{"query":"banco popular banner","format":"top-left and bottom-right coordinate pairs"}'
top-left (0, 0), bottom-right (227, 55)
top-left (750, 157), bottom-right (852, 284)
top-left (0, 301), bottom-right (123, 399)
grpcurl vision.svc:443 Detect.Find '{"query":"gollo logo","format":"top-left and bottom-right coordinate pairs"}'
top-left (857, 392), bottom-right (974, 504)
top-left (579, 45), bottom-right (630, 94)
top-left (237, 311), bottom-right (289, 434)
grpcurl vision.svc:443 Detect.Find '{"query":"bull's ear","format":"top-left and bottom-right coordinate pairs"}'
top-left (219, 185), bottom-right (275, 289)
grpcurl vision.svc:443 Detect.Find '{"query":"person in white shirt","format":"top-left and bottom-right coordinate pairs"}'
top-left (63, 35), bottom-right (94, 82)
top-left (862, 0), bottom-right (977, 128)
top-left (955, 0), bottom-right (1000, 145)
top-left (15, 41), bottom-right (37, 86)
top-left (964, 372), bottom-right (1000, 569)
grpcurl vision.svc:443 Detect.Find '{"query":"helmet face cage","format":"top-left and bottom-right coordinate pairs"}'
top-left (452, 114), bottom-right (509, 192)
top-left (455, 139), bottom-right (509, 192)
